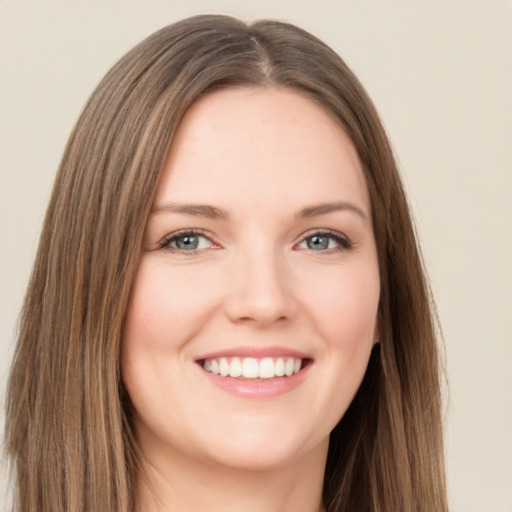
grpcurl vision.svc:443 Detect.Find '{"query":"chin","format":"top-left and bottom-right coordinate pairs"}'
top-left (200, 441), bottom-right (318, 473)
top-left (190, 418), bottom-right (328, 472)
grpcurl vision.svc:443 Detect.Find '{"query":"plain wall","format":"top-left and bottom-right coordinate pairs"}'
top-left (1, 1), bottom-right (511, 510)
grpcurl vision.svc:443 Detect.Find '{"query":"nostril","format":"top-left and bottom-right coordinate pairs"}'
top-left (223, 263), bottom-right (297, 326)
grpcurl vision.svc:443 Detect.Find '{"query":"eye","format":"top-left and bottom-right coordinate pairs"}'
top-left (297, 231), bottom-right (352, 252)
top-left (160, 230), bottom-right (217, 253)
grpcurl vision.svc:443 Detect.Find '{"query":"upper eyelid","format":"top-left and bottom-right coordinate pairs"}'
top-left (294, 229), bottom-right (354, 252)
top-left (160, 229), bottom-right (219, 247)
top-left (296, 228), bottom-right (350, 242)
top-left (158, 228), bottom-right (351, 249)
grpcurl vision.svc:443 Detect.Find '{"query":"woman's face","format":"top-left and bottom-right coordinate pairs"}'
top-left (122, 87), bottom-right (380, 472)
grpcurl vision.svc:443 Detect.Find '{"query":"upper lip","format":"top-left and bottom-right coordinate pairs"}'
top-left (195, 346), bottom-right (312, 361)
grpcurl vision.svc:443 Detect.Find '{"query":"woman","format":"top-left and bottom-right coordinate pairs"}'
top-left (4, 14), bottom-right (448, 512)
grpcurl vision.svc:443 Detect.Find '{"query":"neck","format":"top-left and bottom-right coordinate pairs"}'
top-left (134, 442), bottom-right (327, 512)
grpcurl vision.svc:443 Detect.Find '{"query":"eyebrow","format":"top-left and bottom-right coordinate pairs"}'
top-left (296, 202), bottom-right (368, 222)
top-left (151, 202), bottom-right (228, 220)
top-left (151, 201), bottom-right (367, 222)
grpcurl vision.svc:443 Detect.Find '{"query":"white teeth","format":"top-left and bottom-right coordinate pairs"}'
top-left (259, 358), bottom-right (274, 379)
top-left (229, 357), bottom-right (242, 378)
top-left (275, 358), bottom-right (286, 376)
top-left (219, 357), bottom-right (230, 377)
top-left (242, 358), bottom-right (259, 378)
top-left (202, 356), bottom-right (305, 379)
top-left (285, 358), bottom-right (295, 376)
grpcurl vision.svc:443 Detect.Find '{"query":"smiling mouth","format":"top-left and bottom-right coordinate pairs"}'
top-left (198, 356), bottom-right (310, 380)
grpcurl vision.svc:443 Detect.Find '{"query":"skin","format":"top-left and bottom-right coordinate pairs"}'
top-left (122, 87), bottom-right (380, 512)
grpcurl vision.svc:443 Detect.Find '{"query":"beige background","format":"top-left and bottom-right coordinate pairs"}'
top-left (1, 1), bottom-right (511, 510)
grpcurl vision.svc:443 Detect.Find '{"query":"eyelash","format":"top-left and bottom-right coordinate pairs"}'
top-left (298, 229), bottom-right (353, 253)
top-left (159, 229), bottom-right (217, 255)
top-left (159, 229), bottom-right (353, 255)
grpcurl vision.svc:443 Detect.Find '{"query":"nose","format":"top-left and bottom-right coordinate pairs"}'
top-left (223, 247), bottom-right (297, 328)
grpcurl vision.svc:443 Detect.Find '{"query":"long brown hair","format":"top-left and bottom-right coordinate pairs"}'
top-left (5, 14), bottom-right (448, 511)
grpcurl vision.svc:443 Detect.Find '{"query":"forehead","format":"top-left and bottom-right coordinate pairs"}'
top-left (156, 87), bottom-right (369, 214)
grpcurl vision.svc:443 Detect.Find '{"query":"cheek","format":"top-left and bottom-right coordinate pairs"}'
top-left (121, 261), bottom-right (202, 404)
top-left (122, 259), bottom-right (219, 354)
top-left (285, 262), bottom-right (380, 440)
top-left (120, 260), bottom-right (217, 436)
top-left (298, 260), bottom-right (379, 420)
top-left (301, 263), bottom-right (380, 348)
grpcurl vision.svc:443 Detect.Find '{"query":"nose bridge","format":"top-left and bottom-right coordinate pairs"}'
top-left (224, 241), bottom-right (296, 326)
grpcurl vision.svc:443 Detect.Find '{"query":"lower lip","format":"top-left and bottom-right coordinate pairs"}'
top-left (198, 364), bottom-right (311, 398)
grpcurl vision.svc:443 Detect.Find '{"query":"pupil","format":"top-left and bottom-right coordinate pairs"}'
top-left (177, 235), bottom-right (198, 250)
top-left (308, 235), bottom-right (329, 250)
